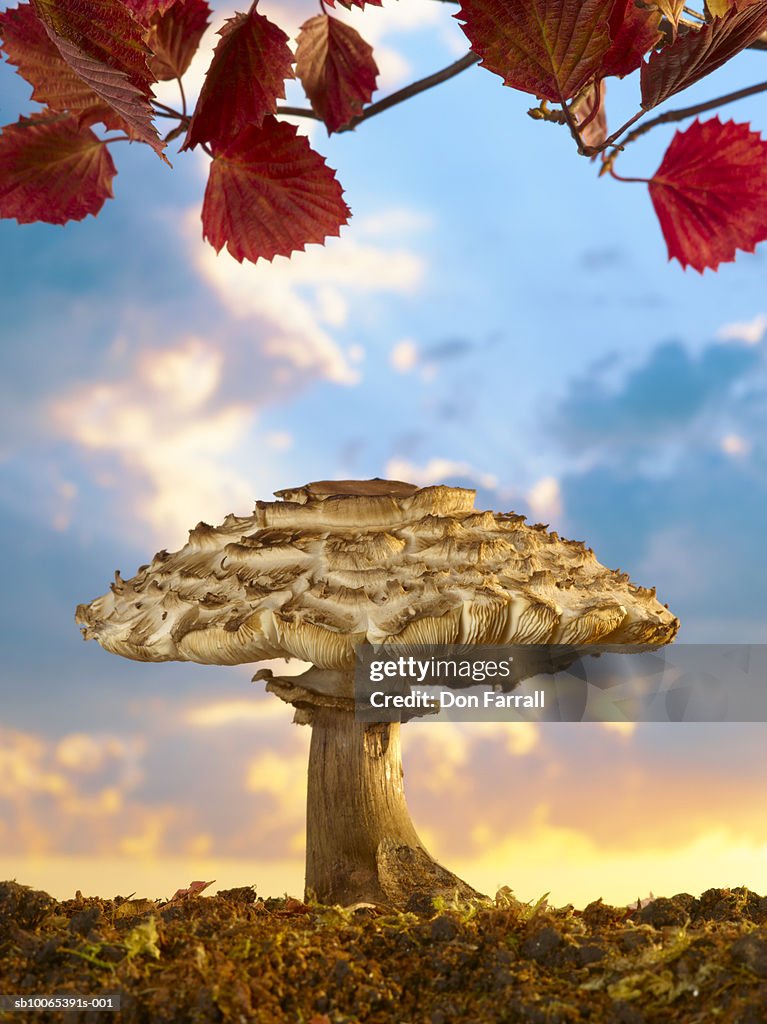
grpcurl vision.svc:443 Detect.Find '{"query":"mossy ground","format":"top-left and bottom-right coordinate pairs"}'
top-left (1, 881), bottom-right (766, 1023)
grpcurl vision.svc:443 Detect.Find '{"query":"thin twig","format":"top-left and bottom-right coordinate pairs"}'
top-left (177, 76), bottom-right (187, 118)
top-left (340, 52), bottom-right (480, 131)
top-left (620, 78), bottom-right (767, 149)
top-left (152, 100), bottom-right (185, 120)
top-left (599, 77), bottom-right (767, 174)
top-left (276, 105), bottom-right (322, 121)
top-left (276, 53), bottom-right (480, 132)
top-left (591, 109), bottom-right (645, 154)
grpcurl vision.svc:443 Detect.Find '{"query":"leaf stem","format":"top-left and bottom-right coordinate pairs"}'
top-left (152, 100), bottom-right (186, 121)
top-left (607, 167), bottom-right (650, 183)
top-left (177, 76), bottom-right (187, 118)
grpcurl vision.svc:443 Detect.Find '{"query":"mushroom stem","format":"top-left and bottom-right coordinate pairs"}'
top-left (305, 706), bottom-right (482, 909)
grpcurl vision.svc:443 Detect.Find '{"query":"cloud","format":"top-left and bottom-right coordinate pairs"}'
top-left (389, 336), bottom-right (474, 376)
top-left (49, 196), bottom-right (429, 545)
top-left (554, 339), bottom-right (761, 456)
top-left (404, 721), bottom-right (767, 866)
top-left (390, 338), bottom-right (419, 373)
top-left (357, 208), bottom-right (433, 238)
top-left (35, 192), bottom-right (431, 545)
top-left (716, 313), bottom-right (767, 346)
top-left (50, 335), bottom-right (259, 546)
top-left (4, 703), bottom-right (767, 911)
top-left (578, 245), bottom-right (627, 271)
top-left (266, 431), bottom-right (294, 451)
top-left (385, 457), bottom-right (498, 492)
top-left (421, 338), bottom-right (473, 362)
top-left (550, 334), bottom-right (767, 633)
top-left (189, 209), bottom-right (426, 387)
top-left (720, 433), bottom-right (750, 457)
top-left (526, 476), bottom-right (562, 522)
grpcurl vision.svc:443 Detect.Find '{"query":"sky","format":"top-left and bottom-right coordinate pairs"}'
top-left (1, 0), bottom-right (767, 908)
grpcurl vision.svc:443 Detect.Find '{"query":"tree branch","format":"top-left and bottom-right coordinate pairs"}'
top-left (276, 105), bottom-right (322, 121)
top-left (341, 52), bottom-right (480, 131)
top-left (602, 78), bottom-right (767, 173)
top-left (277, 53), bottom-right (481, 131)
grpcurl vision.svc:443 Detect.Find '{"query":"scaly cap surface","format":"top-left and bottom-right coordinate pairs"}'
top-left (76, 479), bottom-right (679, 672)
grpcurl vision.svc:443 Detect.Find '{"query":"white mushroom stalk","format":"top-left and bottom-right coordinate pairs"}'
top-left (76, 479), bottom-right (679, 908)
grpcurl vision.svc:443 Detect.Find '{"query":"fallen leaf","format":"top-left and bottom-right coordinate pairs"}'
top-left (168, 879), bottom-right (216, 900)
top-left (114, 897), bottom-right (157, 918)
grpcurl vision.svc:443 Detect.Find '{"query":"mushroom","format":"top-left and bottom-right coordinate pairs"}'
top-left (75, 479), bottom-right (678, 908)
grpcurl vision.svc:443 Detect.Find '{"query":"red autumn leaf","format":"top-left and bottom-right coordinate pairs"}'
top-left (295, 14), bottom-right (378, 133)
top-left (641, 1), bottom-right (767, 109)
top-left (27, 0), bottom-right (165, 154)
top-left (0, 112), bottom-right (116, 223)
top-left (123, 0), bottom-right (176, 26)
top-left (601, 0), bottom-right (662, 79)
top-left (324, 0), bottom-right (381, 9)
top-left (456, 0), bottom-right (617, 102)
top-left (147, 0), bottom-right (211, 81)
top-left (183, 4), bottom-right (294, 151)
top-left (43, 28), bottom-right (165, 155)
top-left (0, 2), bottom-right (125, 129)
top-left (648, 117), bottom-right (767, 272)
top-left (31, 0), bottom-right (155, 94)
top-left (201, 116), bottom-right (350, 263)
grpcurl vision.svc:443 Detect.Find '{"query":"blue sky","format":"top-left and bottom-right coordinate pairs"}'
top-left (2, 0), bottom-right (767, 905)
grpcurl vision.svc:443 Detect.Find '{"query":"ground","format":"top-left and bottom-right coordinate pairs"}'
top-left (1, 880), bottom-right (766, 1022)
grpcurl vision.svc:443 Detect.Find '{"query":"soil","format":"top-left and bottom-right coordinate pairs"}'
top-left (1, 880), bottom-right (766, 1023)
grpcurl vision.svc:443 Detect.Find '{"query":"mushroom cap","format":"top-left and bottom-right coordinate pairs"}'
top-left (76, 479), bottom-right (679, 681)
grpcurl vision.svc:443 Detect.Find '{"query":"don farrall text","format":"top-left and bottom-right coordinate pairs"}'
top-left (366, 655), bottom-right (545, 710)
